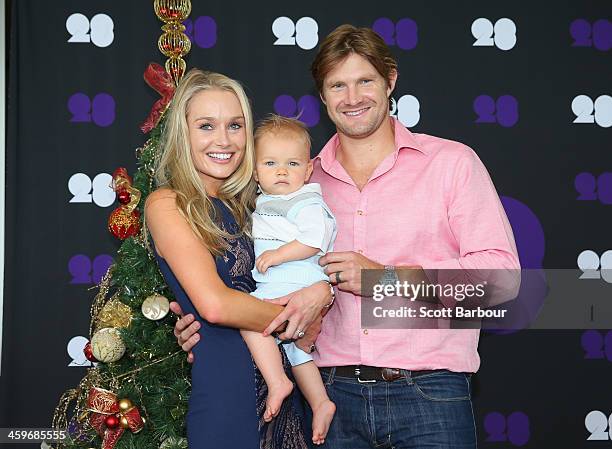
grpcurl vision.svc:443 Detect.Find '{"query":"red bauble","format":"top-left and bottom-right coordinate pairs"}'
top-left (108, 207), bottom-right (141, 240)
top-left (117, 190), bottom-right (131, 205)
top-left (83, 342), bottom-right (98, 362)
top-left (104, 415), bottom-right (119, 429)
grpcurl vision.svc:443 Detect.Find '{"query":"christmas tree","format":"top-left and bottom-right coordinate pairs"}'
top-left (52, 3), bottom-right (193, 449)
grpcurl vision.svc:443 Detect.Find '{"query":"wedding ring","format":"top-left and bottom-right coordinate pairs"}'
top-left (309, 344), bottom-right (317, 353)
top-left (336, 271), bottom-right (343, 283)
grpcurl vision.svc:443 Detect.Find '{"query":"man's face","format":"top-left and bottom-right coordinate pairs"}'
top-left (320, 53), bottom-right (396, 139)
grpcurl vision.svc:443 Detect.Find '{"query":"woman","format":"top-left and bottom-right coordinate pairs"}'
top-left (145, 69), bottom-right (330, 448)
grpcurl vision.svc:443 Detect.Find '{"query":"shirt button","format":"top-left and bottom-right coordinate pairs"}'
top-left (363, 329), bottom-right (369, 335)
top-left (357, 210), bottom-right (364, 215)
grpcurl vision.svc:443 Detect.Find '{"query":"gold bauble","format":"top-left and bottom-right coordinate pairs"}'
top-left (165, 57), bottom-right (187, 86)
top-left (90, 328), bottom-right (125, 363)
top-left (96, 297), bottom-right (132, 331)
top-left (141, 294), bottom-right (170, 320)
top-left (158, 27), bottom-right (191, 58)
top-left (119, 416), bottom-right (130, 429)
top-left (154, 0), bottom-right (191, 23)
top-left (118, 398), bottom-right (133, 412)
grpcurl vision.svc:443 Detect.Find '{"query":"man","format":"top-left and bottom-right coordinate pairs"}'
top-left (173, 24), bottom-right (520, 448)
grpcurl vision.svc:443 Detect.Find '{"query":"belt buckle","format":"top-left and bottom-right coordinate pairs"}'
top-left (381, 368), bottom-right (401, 381)
top-left (355, 366), bottom-right (376, 383)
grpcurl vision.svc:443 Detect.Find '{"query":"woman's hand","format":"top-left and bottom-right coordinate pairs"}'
top-left (294, 311), bottom-right (323, 353)
top-left (263, 281), bottom-right (331, 340)
top-left (170, 301), bottom-right (200, 363)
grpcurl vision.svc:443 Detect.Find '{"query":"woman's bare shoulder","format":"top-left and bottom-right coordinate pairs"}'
top-left (145, 187), bottom-right (177, 212)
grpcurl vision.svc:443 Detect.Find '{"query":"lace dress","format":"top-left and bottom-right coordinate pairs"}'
top-left (153, 197), bottom-right (308, 449)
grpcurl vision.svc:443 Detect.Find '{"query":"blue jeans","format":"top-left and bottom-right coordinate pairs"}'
top-left (307, 368), bottom-right (477, 449)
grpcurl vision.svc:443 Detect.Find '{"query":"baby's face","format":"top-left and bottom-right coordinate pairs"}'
top-left (254, 132), bottom-right (313, 195)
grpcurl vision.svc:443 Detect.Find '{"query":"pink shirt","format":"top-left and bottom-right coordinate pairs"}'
top-left (310, 118), bottom-right (520, 373)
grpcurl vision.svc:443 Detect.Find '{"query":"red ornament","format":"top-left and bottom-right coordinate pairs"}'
top-left (87, 387), bottom-right (145, 449)
top-left (117, 190), bottom-right (131, 205)
top-left (83, 342), bottom-right (98, 362)
top-left (105, 415), bottom-right (119, 429)
top-left (108, 208), bottom-right (140, 240)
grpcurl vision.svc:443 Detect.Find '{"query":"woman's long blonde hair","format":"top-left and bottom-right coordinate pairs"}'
top-left (155, 69), bottom-right (257, 255)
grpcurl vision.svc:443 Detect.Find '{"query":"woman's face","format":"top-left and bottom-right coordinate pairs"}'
top-left (186, 89), bottom-right (247, 195)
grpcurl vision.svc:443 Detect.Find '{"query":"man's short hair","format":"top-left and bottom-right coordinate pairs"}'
top-left (311, 24), bottom-right (398, 95)
top-left (254, 114), bottom-right (312, 154)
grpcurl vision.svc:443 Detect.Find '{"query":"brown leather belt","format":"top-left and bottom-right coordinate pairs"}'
top-left (320, 365), bottom-right (441, 382)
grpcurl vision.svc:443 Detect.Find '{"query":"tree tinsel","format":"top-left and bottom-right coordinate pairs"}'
top-left (52, 104), bottom-right (191, 449)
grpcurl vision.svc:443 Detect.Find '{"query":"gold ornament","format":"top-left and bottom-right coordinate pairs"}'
top-left (119, 416), bottom-right (130, 429)
top-left (95, 297), bottom-right (132, 332)
top-left (90, 328), bottom-right (126, 363)
top-left (141, 294), bottom-right (170, 320)
top-left (153, 0), bottom-right (192, 85)
top-left (118, 398), bottom-right (133, 412)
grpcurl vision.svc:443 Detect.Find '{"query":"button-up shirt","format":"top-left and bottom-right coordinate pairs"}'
top-left (310, 118), bottom-right (519, 373)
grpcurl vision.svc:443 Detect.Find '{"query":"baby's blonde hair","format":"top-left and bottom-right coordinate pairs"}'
top-left (254, 114), bottom-right (311, 158)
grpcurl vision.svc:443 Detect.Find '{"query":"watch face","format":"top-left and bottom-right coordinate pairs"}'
top-left (380, 268), bottom-right (399, 285)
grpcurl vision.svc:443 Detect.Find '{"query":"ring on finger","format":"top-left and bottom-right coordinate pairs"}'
top-left (296, 329), bottom-right (306, 339)
top-left (336, 271), bottom-right (343, 284)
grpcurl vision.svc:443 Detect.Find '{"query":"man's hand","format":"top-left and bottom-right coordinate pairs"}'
top-left (255, 249), bottom-right (281, 274)
top-left (319, 251), bottom-right (383, 295)
top-left (170, 301), bottom-right (200, 363)
top-left (263, 281), bottom-right (331, 340)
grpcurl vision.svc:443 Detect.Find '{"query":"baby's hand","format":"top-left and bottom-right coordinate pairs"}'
top-left (256, 250), bottom-right (280, 273)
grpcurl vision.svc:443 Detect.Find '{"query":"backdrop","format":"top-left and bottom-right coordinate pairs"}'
top-left (3, 0), bottom-right (612, 448)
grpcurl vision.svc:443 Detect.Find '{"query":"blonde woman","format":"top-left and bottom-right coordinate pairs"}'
top-left (146, 69), bottom-right (331, 448)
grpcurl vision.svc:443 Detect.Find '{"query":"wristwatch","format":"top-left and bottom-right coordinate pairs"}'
top-left (380, 265), bottom-right (399, 286)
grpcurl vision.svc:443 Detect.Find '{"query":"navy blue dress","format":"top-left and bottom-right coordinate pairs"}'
top-left (153, 197), bottom-right (307, 449)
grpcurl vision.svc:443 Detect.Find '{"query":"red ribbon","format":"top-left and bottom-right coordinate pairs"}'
top-left (87, 387), bottom-right (144, 449)
top-left (141, 62), bottom-right (176, 133)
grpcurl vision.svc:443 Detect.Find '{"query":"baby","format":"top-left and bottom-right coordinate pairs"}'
top-left (240, 115), bottom-right (336, 445)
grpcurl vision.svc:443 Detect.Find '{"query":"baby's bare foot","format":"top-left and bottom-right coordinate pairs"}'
top-left (263, 376), bottom-right (294, 422)
top-left (311, 399), bottom-right (336, 445)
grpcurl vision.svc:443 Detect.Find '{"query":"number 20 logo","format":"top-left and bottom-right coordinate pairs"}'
top-left (68, 173), bottom-right (115, 207)
top-left (272, 17), bottom-right (318, 50)
top-left (585, 411), bottom-right (612, 440)
top-left (572, 95), bottom-right (612, 128)
top-left (66, 13), bottom-right (114, 48)
top-left (577, 250), bottom-right (612, 283)
top-left (472, 18), bottom-right (517, 50)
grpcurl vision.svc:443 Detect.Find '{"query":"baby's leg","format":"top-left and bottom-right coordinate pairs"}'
top-left (240, 330), bottom-right (293, 422)
top-left (292, 361), bottom-right (336, 445)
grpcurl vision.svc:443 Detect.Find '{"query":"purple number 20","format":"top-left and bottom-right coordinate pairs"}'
top-left (373, 17), bottom-right (418, 50)
top-left (67, 93), bottom-right (115, 127)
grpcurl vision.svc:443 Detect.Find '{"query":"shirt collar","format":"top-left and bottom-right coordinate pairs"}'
top-left (313, 117), bottom-right (428, 172)
top-left (258, 182), bottom-right (322, 201)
